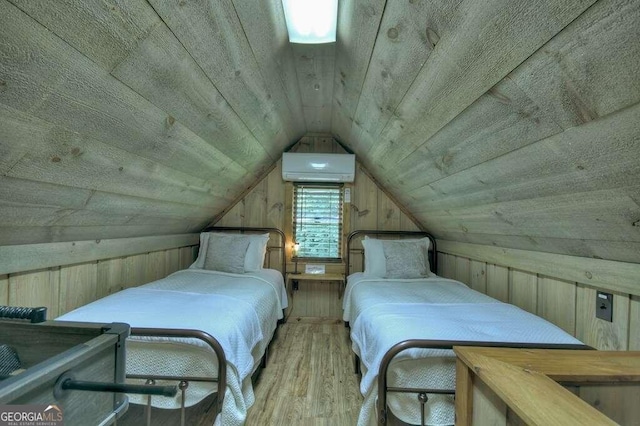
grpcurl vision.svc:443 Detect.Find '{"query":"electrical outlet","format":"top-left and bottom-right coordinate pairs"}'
top-left (596, 291), bottom-right (613, 322)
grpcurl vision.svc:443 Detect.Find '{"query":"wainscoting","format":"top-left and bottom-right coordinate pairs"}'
top-left (0, 234), bottom-right (198, 318)
top-left (436, 240), bottom-right (640, 352)
top-left (437, 240), bottom-right (640, 424)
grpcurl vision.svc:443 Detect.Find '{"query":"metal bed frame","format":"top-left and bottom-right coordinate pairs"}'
top-left (1, 227), bottom-right (286, 425)
top-left (125, 328), bottom-right (226, 426)
top-left (344, 230), bottom-right (591, 426)
top-left (377, 340), bottom-right (591, 426)
top-left (120, 226), bottom-right (287, 426)
top-left (0, 227), bottom-right (286, 426)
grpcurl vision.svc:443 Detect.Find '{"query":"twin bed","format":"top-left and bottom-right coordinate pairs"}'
top-left (343, 230), bottom-right (589, 426)
top-left (56, 227), bottom-right (288, 426)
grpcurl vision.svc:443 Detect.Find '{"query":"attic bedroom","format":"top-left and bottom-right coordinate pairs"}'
top-left (0, 0), bottom-right (639, 425)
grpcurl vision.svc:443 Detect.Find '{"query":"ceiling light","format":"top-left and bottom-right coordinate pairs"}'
top-left (282, 0), bottom-right (338, 44)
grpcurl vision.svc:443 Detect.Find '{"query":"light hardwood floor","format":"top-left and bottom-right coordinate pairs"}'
top-left (246, 318), bottom-right (363, 425)
top-left (118, 318), bottom-right (362, 425)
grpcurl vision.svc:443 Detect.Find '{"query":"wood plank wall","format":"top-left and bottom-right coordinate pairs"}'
top-left (0, 239), bottom-right (198, 319)
top-left (436, 243), bottom-right (640, 352)
top-left (214, 135), bottom-right (421, 317)
top-left (438, 242), bottom-right (640, 423)
top-left (214, 134), bottom-right (421, 244)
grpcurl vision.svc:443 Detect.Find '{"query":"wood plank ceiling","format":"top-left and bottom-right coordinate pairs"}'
top-left (1, 0), bottom-right (639, 264)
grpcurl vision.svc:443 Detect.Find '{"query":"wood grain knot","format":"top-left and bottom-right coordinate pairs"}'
top-left (364, 6), bottom-right (377, 17)
top-left (387, 27), bottom-right (399, 39)
top-left (51, 156), bottom-right (61, 163)
top-left (425, 28), bottom-right (440, 48)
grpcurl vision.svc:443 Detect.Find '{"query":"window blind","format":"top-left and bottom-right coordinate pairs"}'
top-left (293, 184), bottom-right (343, 259)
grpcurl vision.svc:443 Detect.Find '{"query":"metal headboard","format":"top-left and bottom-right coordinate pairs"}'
top-left (202, 226), bottom-right (287, 275)
top-left (345, 230), bottom-right (437, 278)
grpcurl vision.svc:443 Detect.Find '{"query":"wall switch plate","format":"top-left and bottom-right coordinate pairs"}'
top-left (596, 291), bottom-right (613, 322)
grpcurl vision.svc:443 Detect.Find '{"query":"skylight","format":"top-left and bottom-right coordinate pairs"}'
top-left (281, 0), bottom-right (338, 44)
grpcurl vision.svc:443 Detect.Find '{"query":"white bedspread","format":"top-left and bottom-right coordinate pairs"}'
top-left (343, 272), bottom-right (499, 323)
top-left (345, 273), bottom-right (582, 426)
top-left (57, 268), bottom-right (287, 426)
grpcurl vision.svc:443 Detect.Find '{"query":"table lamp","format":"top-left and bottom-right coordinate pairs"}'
top-left (292, 241), bottom-right (300, 274)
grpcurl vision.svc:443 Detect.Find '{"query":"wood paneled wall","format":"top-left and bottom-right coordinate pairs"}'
top-left (214, 135), bottom-right (421, 317)
top-left (1, 237), bottom-right (198, 318)
top-left (214, 135), bottom-right (421, 250)
top-left (437, 241), bottom-right (640, 351)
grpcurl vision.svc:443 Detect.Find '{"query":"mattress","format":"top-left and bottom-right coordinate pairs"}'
top-left (343, 273), bottom-right (582, 426)
top-left (57, 268), bottom-right (287, 426)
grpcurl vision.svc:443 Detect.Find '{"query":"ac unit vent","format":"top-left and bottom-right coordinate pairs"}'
top-left (282, 153), bottom-right (355, 182)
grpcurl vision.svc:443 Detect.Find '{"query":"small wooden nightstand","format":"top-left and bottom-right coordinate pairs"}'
top-left (286, 273), bottom-right (346, 297)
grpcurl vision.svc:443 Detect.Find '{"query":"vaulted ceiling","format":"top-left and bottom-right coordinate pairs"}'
top-left (1, 0), bottom-right (639, 263)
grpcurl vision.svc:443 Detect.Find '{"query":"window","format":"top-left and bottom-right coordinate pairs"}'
top-left (293, 184), bottom-right (343, 260)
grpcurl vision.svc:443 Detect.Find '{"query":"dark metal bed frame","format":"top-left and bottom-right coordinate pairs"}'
top-left (0, 227), bottom-right (286, 426)
top-left (344, 230), bottom-right (591, 426)
top-left (378, 340), bottom-right (592, 426)
top-left (123, 226), bottom-right (287, 426)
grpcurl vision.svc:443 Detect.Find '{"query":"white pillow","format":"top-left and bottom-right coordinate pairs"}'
top-left (190, 232), bottom-right (211, 269)
top-left (190, 232), bottom-right (270, 272)
top-left (244, 233), bottom-right (269, 272)
top-left (362, 237), bottom-right (386, 277)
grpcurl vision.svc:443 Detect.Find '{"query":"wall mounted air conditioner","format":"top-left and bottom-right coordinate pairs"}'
top-left (282, 153), bottom-right (355, 182)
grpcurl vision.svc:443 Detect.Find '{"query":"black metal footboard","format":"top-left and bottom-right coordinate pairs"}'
top-left (127, 328), bottom-right (227, 426)
top-left (377, 339), bottom-right (592, 426)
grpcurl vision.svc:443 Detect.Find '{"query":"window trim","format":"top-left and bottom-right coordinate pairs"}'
top-left (292, 183), bottom-right (344, 262)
